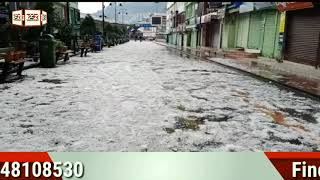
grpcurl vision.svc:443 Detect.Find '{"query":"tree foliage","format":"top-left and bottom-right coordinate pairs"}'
top-left (80, 14), bottom-right (96, 36)
top-left (104, 22), bottom-right (128, 43)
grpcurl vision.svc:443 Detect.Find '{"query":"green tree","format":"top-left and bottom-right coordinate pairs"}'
top-left (80, 14), bottom-right (96, 36)
top-left (35, 2), bottom-right (56, 34)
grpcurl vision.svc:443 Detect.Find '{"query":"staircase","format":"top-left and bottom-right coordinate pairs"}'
top-left (224, 48), bottom-right (260, 59)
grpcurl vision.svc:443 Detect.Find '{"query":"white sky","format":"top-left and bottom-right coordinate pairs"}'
top-left (78, 2), bottom-right (109, 14)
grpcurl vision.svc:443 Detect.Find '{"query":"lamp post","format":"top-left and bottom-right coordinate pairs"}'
top-left (109, 2), bottom-right (122, 23)
top-left (118, 9), bottom-right (128, 24)
top-left (99, 2), bottom-right (107, 37)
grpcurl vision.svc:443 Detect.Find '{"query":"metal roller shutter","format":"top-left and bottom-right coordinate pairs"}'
top-left (248, 11), bottom-right (264, 50)
top-left (236, 13), bottom-right (250, 48)
top-left (262, 10), bottom-right (278, 58)
top-left (285, 8), bottom-right (320, 66)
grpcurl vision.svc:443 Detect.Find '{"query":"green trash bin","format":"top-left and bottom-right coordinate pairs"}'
top-left (39, 34), bottom-right (57, 68)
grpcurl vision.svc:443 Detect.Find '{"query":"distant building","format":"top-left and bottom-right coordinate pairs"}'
top-left (136, 13), bottom-right (166, 39)
top-left (150, 13), bottom-right (166, 39)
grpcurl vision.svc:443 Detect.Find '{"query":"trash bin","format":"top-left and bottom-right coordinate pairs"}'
top-left (94, 35), bottom-right (102, 51)
top-left (39, 34), bottom-right (56, 68)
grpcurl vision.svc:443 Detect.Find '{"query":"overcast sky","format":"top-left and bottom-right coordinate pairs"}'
top-left (78, 2), bottom-right (109, 14)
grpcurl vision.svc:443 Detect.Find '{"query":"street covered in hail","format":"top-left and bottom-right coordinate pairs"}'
top-left (0, 41), bottom-right (319, 152)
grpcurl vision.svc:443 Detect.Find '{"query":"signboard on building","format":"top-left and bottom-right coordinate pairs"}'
top-left (279, 12), bottom-right (286, 33)
top-left (12, 9), bottom-right (47, 27)
top-left (276, 2), bottom-right (314, 12)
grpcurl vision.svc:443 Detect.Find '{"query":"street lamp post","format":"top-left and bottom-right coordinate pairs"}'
top-left (118, 9), bottom-right (128, 24)
top-left (109, 2), bottom-right (122, 23)
top-left (102, 2), bottom-right (105, 36)
top-left (99, 2), bottom-right (107, 36)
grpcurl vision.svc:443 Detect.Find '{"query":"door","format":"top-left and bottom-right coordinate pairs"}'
top-left (212, 20), bottom-right (221, 49)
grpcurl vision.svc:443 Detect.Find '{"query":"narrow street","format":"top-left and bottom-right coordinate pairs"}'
top-left (0, 41), bottom-right (319, 152)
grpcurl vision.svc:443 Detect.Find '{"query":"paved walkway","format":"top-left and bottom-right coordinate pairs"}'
top-left (156, 41), bottom-right (320, 98)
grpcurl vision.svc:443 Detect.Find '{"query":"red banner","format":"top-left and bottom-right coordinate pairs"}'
top-left (266, 152), bottom-right (320, 179)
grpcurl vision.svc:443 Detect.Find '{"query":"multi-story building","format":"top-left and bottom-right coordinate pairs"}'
top-left (198, 2), bottom-right (225, 49)
top-left (150, 13), bottom-right (166, 39)
top-left (166, 2), bottom-right (175, 44)
top-left (184, 2), bottom-right (198, 48)
top-left (175, 2), bottom-right (186, 47)
top-left (165, 2), bottom-right (320, 68)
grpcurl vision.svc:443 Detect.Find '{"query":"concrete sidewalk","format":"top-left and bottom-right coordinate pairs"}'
top-left (155, 41), bottom-right (320, 98)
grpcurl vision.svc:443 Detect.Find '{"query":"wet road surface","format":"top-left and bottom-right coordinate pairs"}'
top-left (0, 41), bottom-right (320, 151)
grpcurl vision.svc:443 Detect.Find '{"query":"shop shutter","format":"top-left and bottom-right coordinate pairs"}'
top-left (212, 20), bottom-right (221, 49)
top-left (248, 11), bottom-right (264, 50)
top-left (261, 10), bottom-right (278, 58)
top-left (236, 13), bottom-right (250, 48)
top-left (227, 15), bottom-right (236, 48)
top-left (285, 8), bottom-right (320, 65)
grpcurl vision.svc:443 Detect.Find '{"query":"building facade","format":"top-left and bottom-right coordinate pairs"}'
top-left (166, 2), bottom-right (175, 44)
top-left (150, 13), bottom-right (167, 39)
top-left (166, 2), bottom-right (320, 67)
top-left (185, 2), bottom-right (198, 48)
top-left (53, 2), bottom-right (80, 36)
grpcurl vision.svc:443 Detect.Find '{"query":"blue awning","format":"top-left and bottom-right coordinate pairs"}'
top-left (239, 2), bottom-right (254, 13)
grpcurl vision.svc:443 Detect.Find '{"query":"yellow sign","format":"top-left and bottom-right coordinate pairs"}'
top-left (279, 12), bottom-right (286, 33)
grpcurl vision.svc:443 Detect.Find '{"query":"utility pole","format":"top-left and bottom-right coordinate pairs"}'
top-left (100, 3), bottom-right (107, 36)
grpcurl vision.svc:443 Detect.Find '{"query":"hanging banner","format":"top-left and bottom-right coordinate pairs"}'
top-left (276, 2), bottom-right (314, 12)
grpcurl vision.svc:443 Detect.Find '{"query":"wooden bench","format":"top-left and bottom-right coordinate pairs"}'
top-left (56, 48), bottom-right (73, 62)
top-left (78, 39), bottom-right (91, 57)
top-left (0, 51), bottom-right (26, 81)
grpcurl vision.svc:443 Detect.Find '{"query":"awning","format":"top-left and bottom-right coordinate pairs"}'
top-left (254, 2), bottom-right (275, 10)
top-left (239, 2), bottom-right (254, 13)
top-left (276, 2), bottom-right (314, 12)
top-left (201, 13), bottom-right (215, 24)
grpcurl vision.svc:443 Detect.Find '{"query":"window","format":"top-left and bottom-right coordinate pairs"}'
top-left (152, 17), bottom-right (161, 25)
